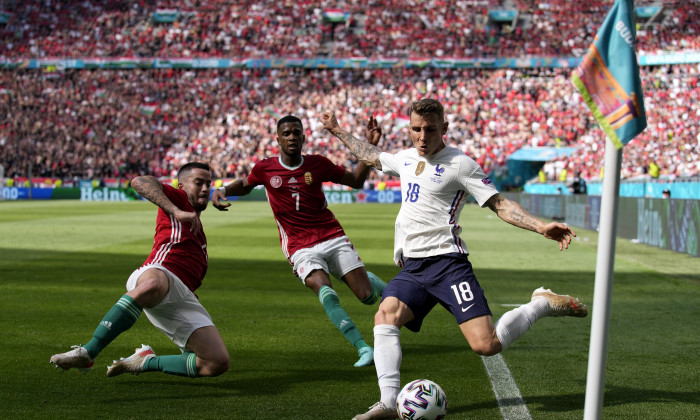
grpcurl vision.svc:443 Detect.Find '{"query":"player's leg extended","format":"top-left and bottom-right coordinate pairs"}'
top-left (131, 326), bottom-right (229, 378)
top-left (107, 270), bottom-right (227, 378)
top-left (90, 268), bottom-right (169, 356)
top-left (306, 271), bottom-right (371, 363)
top-left (374, 297), bottom-right (412, 408)
top-left (472, 287), bottom-right (587, 354)
top-left (352, 297), bottom-right (411, 420)
top-left (49, 268), bottom-right (167, 372)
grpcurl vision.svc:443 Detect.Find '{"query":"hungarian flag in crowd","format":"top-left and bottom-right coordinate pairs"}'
top-left (264, 107), bottom-right (281, 119)
top-left (572, 0), bottom-right (646, 149)
top-left (393, 115), bottom-right (410, 132)
top-left (323, 9), bottom-right (347, 23)
top-left (139, 104), bottom-right (157, 116)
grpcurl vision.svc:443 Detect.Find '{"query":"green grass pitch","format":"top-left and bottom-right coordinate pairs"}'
top-left (1, 200), bottom-right (698, 419)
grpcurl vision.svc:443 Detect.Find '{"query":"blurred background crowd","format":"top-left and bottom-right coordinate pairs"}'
top-left (1, 0), bottom-right (698, 188)
top-left (2, 0), bottom-right (697, 58)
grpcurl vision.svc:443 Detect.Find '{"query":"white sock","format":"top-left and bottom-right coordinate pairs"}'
top-left (495, 297), bottom-right (549, 351)
top-left (374, 324), bottom-right (401, 407)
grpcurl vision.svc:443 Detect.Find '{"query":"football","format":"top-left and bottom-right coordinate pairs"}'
top-left (396, 379), bottom-right (447, 420)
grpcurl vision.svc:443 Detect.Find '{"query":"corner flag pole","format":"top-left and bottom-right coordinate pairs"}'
top-left (583, 141), bottom-right (622, 420)
top-left (571, 1), bottom-right (647, 418)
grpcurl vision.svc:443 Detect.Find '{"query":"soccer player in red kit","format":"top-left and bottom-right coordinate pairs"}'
top-left (212, 115), bottom-right (386, 367)
top-left (50, 162), bottom-right (229, 378)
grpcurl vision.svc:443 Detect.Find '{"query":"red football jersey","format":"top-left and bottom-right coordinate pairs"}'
top-left (142, 184), bottom-right (208, 292)
top-left (248, 155), bottom-right (347, 258)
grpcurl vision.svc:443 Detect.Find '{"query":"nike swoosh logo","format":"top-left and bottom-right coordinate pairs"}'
top-left (461, 304), bottom-right (475, 312)
top-left (404, 162), bottom-right (412, 166)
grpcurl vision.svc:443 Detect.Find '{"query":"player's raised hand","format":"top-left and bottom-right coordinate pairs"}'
top-left (365, 115), bottom-right (382, 146)
top-left (211, 188), bottom-right (231, 211)
top-left (542, 222), bottom-right (576, 251)
top-left (320, 111), bottom-right (340, 132)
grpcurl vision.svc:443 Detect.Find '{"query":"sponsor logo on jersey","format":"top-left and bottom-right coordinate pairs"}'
top-left (288, 176), bottom-right (298, 184)
top-left (415, 161), bottom-right (425, 176)
top-left (304, 172), bottom-right (313, 185)
top-left (482, 177), bottom-right (492, 185)
top-left (270, 175), bottom-right (283, 188)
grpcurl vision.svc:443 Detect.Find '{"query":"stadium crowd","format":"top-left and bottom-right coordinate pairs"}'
top-left (1, 0), bottom-right (698, 187)
top-left (0, 0), bottom-right (697, 59)
top-left (2, 64), bottom-right (698, 186)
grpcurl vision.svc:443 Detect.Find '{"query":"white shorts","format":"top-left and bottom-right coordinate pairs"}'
top-left (126, 263), bottom-right (214, 352)
top-left (290, 236), bottom-right (365, 284)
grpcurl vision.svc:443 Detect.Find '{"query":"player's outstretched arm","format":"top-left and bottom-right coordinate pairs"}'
top-left (485, 193), bottom-right (575, 251)
top-left (212, 179), bottom-right (255, 211)
top-left (132, 175), bottom-right (201, 234)
top-left (341, 115), bottom-right (383, 188)
top-left (321, 111), bottom-right (383, 171)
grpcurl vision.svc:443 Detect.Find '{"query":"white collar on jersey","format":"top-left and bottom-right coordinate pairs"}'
top-left (278, 155), bottom-right (304, 170)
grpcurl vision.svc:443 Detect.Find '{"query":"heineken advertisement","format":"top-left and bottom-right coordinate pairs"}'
top-left (0, 186), bottom-right (140, 201)
top-left (4, 185), bottom-right (696, 256)
top-left (2, 52), bottom-right (698, 70)
top-left (1, 185), bottom-right (401, 204)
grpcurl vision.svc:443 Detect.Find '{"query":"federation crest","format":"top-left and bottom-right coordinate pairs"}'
top-left (304, 172), bottom-right (313, 185)
top-left (270, 175), bottom-right (283, 188)
top-left (415, 161), bottom-right (425, 176)
top-left (434, 164), bottom-right (445, 177)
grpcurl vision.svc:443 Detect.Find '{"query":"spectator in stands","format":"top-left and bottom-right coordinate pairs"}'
top-left (1, 63), bottom-right (698, 190)
top-left (1, 0), bottom-right (697, 59)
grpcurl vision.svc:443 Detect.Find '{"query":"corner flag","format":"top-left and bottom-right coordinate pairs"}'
top-left (577, 2), bottom-right (648, 419)
top-left (572, 0), bottom-right (647, 149)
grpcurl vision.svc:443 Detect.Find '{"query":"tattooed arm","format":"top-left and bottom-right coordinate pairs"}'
top-left (485, 193), bottom-right (576, 251)
top-left (321, 111), bottom-right (383, 171)
top-left (132, 175), bottom-right (202, 234)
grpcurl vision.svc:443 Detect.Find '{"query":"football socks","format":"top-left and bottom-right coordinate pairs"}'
top-left (494, 297), bottom-right (549, 350)
top-left (144, 352), bottom-right (198, 377)
top-left (84, 294), bottom-right (142, 359)
top-left (374, 324), bottom-right (402, 407)
top-left (361, 271), bottom-right (387, 305)
top-left (318, 285), bottom-right (364, 348)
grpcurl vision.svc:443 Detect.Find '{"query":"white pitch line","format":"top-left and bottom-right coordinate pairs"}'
top-left (482, 353), bottom-right (532, 420)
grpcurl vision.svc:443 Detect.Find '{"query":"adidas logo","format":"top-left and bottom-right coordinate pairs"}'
top-left (100, 321), bottom-right (113, 330)
top-left (288, 177), bottom-right (297, 184)
top-left (338, 320), bottom-right (350, 330)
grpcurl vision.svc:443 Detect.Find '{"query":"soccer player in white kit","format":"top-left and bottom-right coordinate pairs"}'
top-left (321, 99), bottom-right (588, 420)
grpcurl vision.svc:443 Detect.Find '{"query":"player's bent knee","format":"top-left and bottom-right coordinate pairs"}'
top-left (130, 276), bottom-right (169, 307)
top-left (469, 341), bottom-right (501, 356)
top-left (199, 354), bottom-right (230, 377)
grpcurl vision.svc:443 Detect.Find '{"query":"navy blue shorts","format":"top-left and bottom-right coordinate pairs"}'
top-left (383, 253), bottom-right (491, 332)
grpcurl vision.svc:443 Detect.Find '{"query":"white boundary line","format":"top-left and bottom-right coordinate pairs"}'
top-left (481, 354), bottom-right (532, 420)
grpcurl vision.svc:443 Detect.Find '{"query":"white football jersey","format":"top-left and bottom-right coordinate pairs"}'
top-left (380, 146), bottom-right (498, 265)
